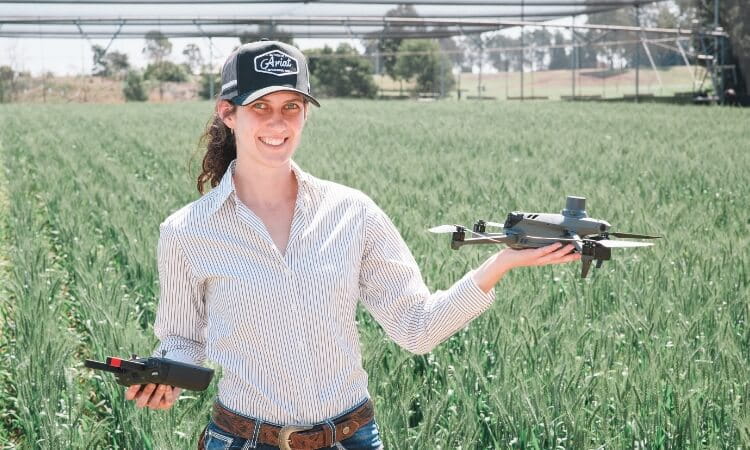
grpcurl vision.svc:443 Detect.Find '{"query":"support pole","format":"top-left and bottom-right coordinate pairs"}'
top-left (505, 60), bottom-right (509, 100)
top-left (571, 15), bottom-right (575, 98)
top-left (675, 38), bottom-right (696, 89)
top-left (477, 39), bottom-right (483, 99)
top-left (439, 41), bottom-right (445, 98)
top-left (641, 39), bottom-right (663, 91)
top-left (635, 4), bottom-right (640, 103)
top-left (209, 36), bottom-right (214, 100)
top-left (521, 0), bottom-right (526, 101)
top-left (714, 0), bottom-right (723, 103)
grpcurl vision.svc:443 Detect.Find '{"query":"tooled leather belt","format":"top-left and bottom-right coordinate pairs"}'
top-left (209, 399), bottom-right (375, 450)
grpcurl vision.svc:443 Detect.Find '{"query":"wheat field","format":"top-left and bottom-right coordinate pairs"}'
top-left (0, 100), bottom-right (748, 449)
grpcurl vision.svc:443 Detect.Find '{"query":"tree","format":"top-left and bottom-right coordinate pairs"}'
top-left (142, 31), bottom-right (177, 100)
top-left (143, 30), bottom-right (172, 64)
top-left (0, 66), bottom-right (15, 103)
top-left (586, 5), bottom-right (637, 68)
top-left (361, 4), bottom-right (420, 82)
top-left (549, 32), bottom-right (570, 70)
top-left (182, 43), bottom-right (204, 75)
top-left (438, 37), bottom-right (465, 71)
top-left (92, 45), bottom-right (109, 76)
top-left (239, 25), bottom-right (295, 46)
top-left (306, 44), bottom-right (378, 98)
top-left (394, 39), bottom-right (455, 95)
top-left (526, 29), bottom-right (553, 70)
top-left (144, 61), bottom-right (188, 82)
top-left (92, 45), bottom-right (131, 78)
top-left (123, 70), bottom-right (148, 101)
top-left (199, 72), bottom-right (221, 100)
top-left (107, 52), bottom-right (130, 78)
top-left (482, 33), bottom-right (521, 72)
top-left (694, 0), bottom-right (750, 95)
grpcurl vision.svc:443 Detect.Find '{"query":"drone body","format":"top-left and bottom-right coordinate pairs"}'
top-left (430, 196), bottom-right (660, 278)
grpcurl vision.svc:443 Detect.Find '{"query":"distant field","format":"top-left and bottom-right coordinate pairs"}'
top-left (376, 66), bottom-right (710, 100)
top-left (7, 65), bottom-right (708, 105)
top-left (0, 100), bottom-right (748, 449)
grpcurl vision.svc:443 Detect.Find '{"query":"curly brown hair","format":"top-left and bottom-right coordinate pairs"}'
top-left (195, 102), bottom-right (237, 195)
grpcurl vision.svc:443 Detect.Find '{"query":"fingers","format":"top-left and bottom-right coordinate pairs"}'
top-left (535, 241), bottom-right (565, 257)
top-left (536, 243), bottom-right (579, 266)
top-left (147, 384), bottom-right (169, 409)
top-left (124, 384), bottom-right (142, 401)
top-left (126, 384), bottom-right (181, 411)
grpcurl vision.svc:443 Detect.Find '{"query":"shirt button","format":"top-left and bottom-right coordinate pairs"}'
top-left (342, 426), bottom-right (350, 435)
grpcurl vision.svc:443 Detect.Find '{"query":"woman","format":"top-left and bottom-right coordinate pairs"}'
top-left (125, 40), bottom-right (580, 450)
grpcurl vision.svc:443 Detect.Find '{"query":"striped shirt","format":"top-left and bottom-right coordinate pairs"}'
top-left (151, 158), bottom-right (496, 425)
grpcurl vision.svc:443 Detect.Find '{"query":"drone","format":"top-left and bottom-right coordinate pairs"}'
top-left (429, 196), bottom-right (661, 278)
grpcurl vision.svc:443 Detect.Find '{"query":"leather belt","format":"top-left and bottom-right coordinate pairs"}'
top-left (207, 399), bottom-right (375, 450)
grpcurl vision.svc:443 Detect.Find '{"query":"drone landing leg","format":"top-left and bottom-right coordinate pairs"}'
top-left (581, 258), bottom-right (593, 278)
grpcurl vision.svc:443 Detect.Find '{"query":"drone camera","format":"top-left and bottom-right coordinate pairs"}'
top-left (504, 213), bottom-right (524, 229)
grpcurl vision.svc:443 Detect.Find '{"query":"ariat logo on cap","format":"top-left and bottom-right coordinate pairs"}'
top-left (254, 50), bottom-right (299, 77)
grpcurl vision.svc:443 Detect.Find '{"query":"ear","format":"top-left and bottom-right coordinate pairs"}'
top-left (216, 100), bottom-right (236, 129)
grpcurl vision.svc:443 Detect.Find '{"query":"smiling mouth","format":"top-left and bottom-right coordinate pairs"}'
top-left (258, 137), bottom-right (288, 147)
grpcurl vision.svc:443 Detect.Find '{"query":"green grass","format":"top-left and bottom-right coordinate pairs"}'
top-left (0, 100), bottom-right (748, 449)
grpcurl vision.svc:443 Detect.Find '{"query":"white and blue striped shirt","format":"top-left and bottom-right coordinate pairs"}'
top-left (151, 158), bottom-right (496, 425)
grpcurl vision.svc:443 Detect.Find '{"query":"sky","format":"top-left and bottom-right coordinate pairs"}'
top-left (0, 16), bottom-right (584, 77)
top-left (0, 36), bottom-right (356, 76)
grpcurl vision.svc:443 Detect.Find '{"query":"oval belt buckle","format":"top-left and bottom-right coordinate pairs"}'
top-left (278, 424), bottom-right (313, 450)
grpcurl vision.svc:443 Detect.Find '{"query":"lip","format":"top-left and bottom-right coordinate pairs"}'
top-left (257, 137), bottom-right (289, 147)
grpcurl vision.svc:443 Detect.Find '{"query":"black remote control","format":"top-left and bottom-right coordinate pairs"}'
top-left (84, 353), bottom-right (214, 391)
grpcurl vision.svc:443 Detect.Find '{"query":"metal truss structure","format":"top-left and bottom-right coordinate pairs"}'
top-left (0, 0), bottom-right (732, 103)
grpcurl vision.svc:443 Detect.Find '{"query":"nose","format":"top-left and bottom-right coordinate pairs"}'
top-left (265, 110), bottom-right (289, 132)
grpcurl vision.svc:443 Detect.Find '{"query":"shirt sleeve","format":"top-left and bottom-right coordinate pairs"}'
top-left (151, 222), bottom-right (207, 366)
top-left (358, 199), bottom-right (496, 355)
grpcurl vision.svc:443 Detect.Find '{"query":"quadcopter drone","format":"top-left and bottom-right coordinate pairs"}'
top-left (429, 196), bottom-right (661, 278)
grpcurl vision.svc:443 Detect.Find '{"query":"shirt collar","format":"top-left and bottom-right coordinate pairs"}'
top-left (208, 158), bottom-right (315, 216)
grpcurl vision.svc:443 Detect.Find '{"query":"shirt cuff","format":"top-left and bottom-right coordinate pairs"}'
top-left (448, 269), bottom-right (496, 320)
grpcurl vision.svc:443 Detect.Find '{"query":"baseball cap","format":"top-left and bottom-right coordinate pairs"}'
top-left (219, 39), bottom-right (320, 107)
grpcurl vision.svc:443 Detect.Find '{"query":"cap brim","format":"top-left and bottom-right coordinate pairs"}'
top-left (232, 86), bottom-right (320, 107)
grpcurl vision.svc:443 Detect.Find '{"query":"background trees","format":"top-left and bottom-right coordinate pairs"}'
top-left (91, 45), bottom-right (130, 78)
top-left (306, 44), bottom-right (378, 98)
top-left (142, 30), bottom-right (187, 99)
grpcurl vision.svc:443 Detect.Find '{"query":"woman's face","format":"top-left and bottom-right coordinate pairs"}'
top-left (220, 91), bottom-right (308, 169)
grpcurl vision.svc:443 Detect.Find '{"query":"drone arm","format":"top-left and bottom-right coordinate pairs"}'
top-left (452, 234), bottom-right (515, 249)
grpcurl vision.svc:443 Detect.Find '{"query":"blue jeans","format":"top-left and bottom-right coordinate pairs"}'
top-left (201, 400), bottom-right (384, 450)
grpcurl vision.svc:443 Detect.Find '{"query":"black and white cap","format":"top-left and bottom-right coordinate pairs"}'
top-left (219, 39), bottom-right (320, 107)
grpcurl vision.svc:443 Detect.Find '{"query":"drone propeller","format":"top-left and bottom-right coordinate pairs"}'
top-left (485, 221), bottom-right (504, 228)
top-left (428, 225), bottom-right (464, 234)
top-left (608, 231), bottom-right (661, 239)
top-left (596, 240), bottom-right (654, 248)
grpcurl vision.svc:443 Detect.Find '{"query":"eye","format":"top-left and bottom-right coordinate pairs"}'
top-left (284, 102), bottom-right (301, 110)
top-left (252, 102), bottom-right (268, 110)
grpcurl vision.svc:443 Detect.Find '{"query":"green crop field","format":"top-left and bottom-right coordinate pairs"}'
top-left (0, 100), bottom-right (748, 449)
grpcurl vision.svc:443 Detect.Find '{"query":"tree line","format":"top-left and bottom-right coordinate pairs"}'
top-left (0, 0), bottom-right (747, 102)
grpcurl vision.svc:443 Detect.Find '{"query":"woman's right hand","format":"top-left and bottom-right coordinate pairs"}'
top-left (125, 383), bottom-right (183, 410)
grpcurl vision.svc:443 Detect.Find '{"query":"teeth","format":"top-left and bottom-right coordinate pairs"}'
top-left (260, 137), bottom-right (285, 146)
